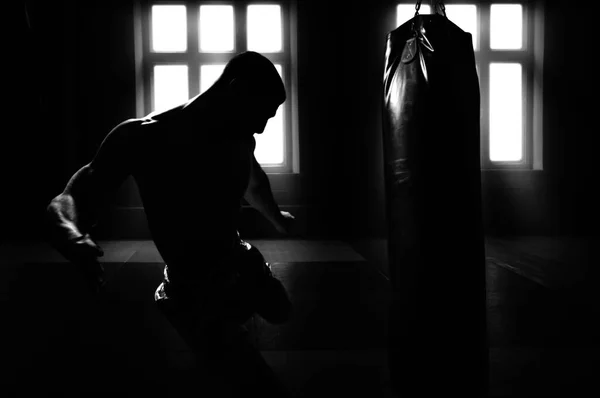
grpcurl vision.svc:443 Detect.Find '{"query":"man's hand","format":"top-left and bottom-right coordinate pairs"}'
top-left (46, 204), bottom-right (106, 294)
top-left (63, 233), bottom-right (106, 294)
top-left (245, 155), bottom-right (299, 237)
top-left (275, 211), bottom-right (296, 236)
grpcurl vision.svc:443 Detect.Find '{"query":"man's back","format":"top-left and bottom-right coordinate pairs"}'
top-left (126, 105), bottom-right (256, 279)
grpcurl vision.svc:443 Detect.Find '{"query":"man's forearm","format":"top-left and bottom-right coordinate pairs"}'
top-left (244, 174), bottom-right (285, 229)
top-left (47, 178), bottom-right (100, 242)
top-left (49, 165), bottom-right (104, 237)
top-left (46, 192), bottom-right (105, 274)
top-left (46, 194), bottom-right (87, 241)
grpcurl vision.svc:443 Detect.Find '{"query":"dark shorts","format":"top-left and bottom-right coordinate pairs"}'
top-left (154, 236), bottom-right (292, 351)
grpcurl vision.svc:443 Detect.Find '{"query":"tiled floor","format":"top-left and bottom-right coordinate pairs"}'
top-left (484, 236), bottom-right (594, 289)
top-left (484, 236), bottom-right (599, 397)
top-left (1, 237), bottom-right (598, 397)
top-left (0, 239), bottom-right (391, 397)
top-left (0, 239), bottom-right (367, 265)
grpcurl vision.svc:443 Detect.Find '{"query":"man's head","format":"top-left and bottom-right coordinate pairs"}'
top-left (209, 51), bottom-right (286, 135)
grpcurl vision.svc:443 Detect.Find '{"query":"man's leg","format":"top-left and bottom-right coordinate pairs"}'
top-left (233, 239), bottom-right (292, 325)
top-left (155, 278), bottom-right (290, 397)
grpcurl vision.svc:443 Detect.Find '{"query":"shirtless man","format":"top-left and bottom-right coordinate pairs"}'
top-left (45, 51), bottom-right (293, 396)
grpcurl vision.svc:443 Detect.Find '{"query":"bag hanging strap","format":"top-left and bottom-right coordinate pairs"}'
top-left (414, 0), bottom-right (447, 18)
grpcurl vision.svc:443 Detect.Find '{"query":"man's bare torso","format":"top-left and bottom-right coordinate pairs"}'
top-left (123, 106), bottom-right (255, 275)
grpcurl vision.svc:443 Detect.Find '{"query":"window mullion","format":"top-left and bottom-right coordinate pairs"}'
top-left (288, 0), bottom-right (299, 173)
top-left (235, 3), bottom-right (247, 53)
top-left (281, 2), bottom-right (292, 171)
top-left (523, 0), bottom-right (535, 167)
top-left (485, 51), bottom-right (529, 63)
top-left (138, 1), bottom-right (151, 117)
top-left (144, 63), bottom-right (152, 115)
top-left (262, 53), bottom-right (286, 64)
top-left (147, 53), bottom-right (196, 63)
top-left (188, 5), bottom-right (200, 98)
top-left (479, 3), bottom-right (491, 168)
top-left (523, 59), bottom-right (533, 169)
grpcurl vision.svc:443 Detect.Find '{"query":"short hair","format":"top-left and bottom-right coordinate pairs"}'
top-left (212, 51), bottom-right (286, 103)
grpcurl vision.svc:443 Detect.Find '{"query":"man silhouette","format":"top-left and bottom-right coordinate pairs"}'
top-left (45, 51), bottom-right (294, 396)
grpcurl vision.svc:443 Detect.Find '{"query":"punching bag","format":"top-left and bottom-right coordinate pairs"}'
top-left (382, 1), bottom-right (488, 396)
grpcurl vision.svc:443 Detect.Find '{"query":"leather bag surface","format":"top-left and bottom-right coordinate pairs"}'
top-left (382, 3), bottom-right (488, 396)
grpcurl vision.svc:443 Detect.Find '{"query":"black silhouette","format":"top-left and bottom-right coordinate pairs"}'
top-left (45, 51), bottom-right (294, 397)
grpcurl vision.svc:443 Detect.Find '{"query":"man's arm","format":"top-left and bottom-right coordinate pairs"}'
top-left (45, 119), bottom-right (136, 263)
top-left (244, 154), bottom-right (293, 234)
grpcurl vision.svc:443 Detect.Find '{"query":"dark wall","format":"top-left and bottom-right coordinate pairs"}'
top-left (3, 1), bottom-right (138, 243)
top-left (3, 0), bottom-right (598, 243)
top-left (538, 0), bottom-right (597, 237)
top-left (4, 1), bottom-right (76, 242)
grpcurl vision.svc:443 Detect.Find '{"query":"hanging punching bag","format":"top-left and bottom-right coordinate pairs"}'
top-left (382, 1), bottom-right (488, 396)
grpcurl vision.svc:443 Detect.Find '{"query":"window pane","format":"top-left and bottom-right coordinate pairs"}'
top-left (200, 64), bottom-right (226, 94)
top-left (445, 5), bottom-right (478, 50)
top-left (153, 65), bottom-right (189, 113)
top-left (199, 5), bottom-right (234, 52)
top-left (247, 5), bottom-right (282, 53)
top-left (255, 64), bottom-right (284, 164)
top-left (255, 109), bottom-right (284, 164)
top-left (151, 5), bottom-right (187, 52)
top-left (490, 4), bottom-right (523, 49)
top-left (397, 4), bottom-right (431, 26)
top-left (489, 63), bottom-right (522, 161)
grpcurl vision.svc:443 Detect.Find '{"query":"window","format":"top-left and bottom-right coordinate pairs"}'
top-left (134, 1), bottom-right (299, 172)
top-left (396, 1), bottom-right (544, 169)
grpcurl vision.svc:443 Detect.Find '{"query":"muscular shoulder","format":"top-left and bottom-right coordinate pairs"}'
top-left (105, 118), bottom-right (141, 151)
top-left (89, 118), bottom-right (146, 175)
top-left (141, 104), bottom-right (187, 125)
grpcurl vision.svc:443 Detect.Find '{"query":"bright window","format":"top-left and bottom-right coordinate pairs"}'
top-left (490, 4), bottom-right (522, 50)
top-left (199, 5), bottom-right (235, 52)
top-left (247, 5), bottom-right (283, 52)
top-left (135, 2), bottom-right (298, 172)
top-left (396, 2), bottom-right (544, 169)
top-left (151, 5), bottom-right (187, 52)
top-left (153, 64), bottom-right (189, 113)
top-left (489, 62), bottom-right (522, 161)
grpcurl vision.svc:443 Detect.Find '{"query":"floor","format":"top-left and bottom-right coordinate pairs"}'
top-left (484, 236), bottom-right (599, 398)
top-left (0, 236), bottom-right (598, 397)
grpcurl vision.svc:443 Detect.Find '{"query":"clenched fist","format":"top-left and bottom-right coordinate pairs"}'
top-left (49, 226), bottom-right (106, 294)
top-left (67, 233), bottom-right (106, 294)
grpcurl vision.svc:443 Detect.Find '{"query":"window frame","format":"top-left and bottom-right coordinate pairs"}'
top-left (134, 0), bottom-right (300, 174)
top-left (395, 0), bottom-right (544, 170)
